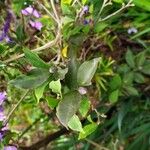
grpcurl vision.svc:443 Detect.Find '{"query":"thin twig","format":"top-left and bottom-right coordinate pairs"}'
top-left (3, 29), bottom-right (61, 64)
top-left (50, 0), bottom-right (60, 24)
top-left (4, 90), bottom-right (30, 125)
top-left (85, 138), bottom-right (109, 150)
top-left (37, 1), bottom-right (59, 24)
top-left (99, 0), bottom-right (134, 22)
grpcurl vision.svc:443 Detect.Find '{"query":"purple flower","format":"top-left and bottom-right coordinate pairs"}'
top-left (127, 27), bottom-right (138, 34)
top-left (0, 11), bottom-right (12, 42)
top-left (4, 146), bottom-right (17, 150)
top-left (0, 92), bottom-right (6, 105)
top-left (21, 6), bottom-right (41, 18)
top-left (29, 20), bottom-right (43, 31)
top-left (78, 87), bottom-right (87, 95)
top-left (83, 5), bottom-right (89, 14)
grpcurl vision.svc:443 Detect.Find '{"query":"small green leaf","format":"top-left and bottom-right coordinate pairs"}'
top-left (141, 63), bottom-right (150, 75)
top-left (34, 81), bottom-right (48, 103)
top-left (46, 97), bottom-right (59, 109)
top-left (79, 97), bottom-right (91, 118)
top-left (23, 48), bottom-right (50, 69)
top-left (68, 114), bottom-right (83, 132)
top-left (61, 0), bottom-right (72, 5)
top-left (125, 86), bottom-right (139, 96)
top-left (135, 51), bottom-right (146, 68)
top-left (56, 91), bottom-right (81, 128)
top-left (110, 74), bottom-right (122, 90)
top-left (10, 69), bottom-right (50, 89)
top-left (109, 90), bottom-right (119, 103)
top-left (78, 123), bottom-right (98, 140)
top-left (125, 50), bottom-right (135, 68)
top-left (134, 73), bottom-right (145, 83)
top-left (49, 79), bottom-right (61, 94)
top-left (77, 58), bottom-right (100, 86)
top-left (16, 25), bottom-right (26, 41)
top-left (123, 71), bottom-right (134, 85)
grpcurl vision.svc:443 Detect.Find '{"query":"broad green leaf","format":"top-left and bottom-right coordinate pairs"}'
top-left (68, 114), bottom-right (83, 132)
top-left (141, 63), bottom-right (150, 75)
top-left (109, 90), bottom-right (119, 103)
top-left (65, 57), bottom-right (79, 89)
top-left (110, 74), bottom-right (122, 90)
top-left (123, 71), bottom-right (134, 85)
top-left (56, 91), bottom-right (81, 128)
top-left (125, 86), bottom-right (139, 96)
top-left (34, 81), bottom-right (48, 103)
top-left (77, 58), bottom-right (100, 86)
top-left (134, 73), bottom-right (145, 83)
top-left (94, 23), bottom-right (108, 33)
top-left (78, 123), bottom-right (98, 139)
top-left (82, 0), bottom-right (87, 5)
top-left (133, 0), bottom-right (150, 11)
top-left (125, 50), bottom-right (135, 68)
top-left (10, 69), bottom-right (50, 89)
top-left (23, 48), bottom-right (50, 69)
top-left (135, 51), bottom-right (146, 68)
top-left (49, 79), bottom-right (61, 94)
top-left (79, 97), bottom-right (91, 117)
top-left (46, 97), bottom-right (59, 109)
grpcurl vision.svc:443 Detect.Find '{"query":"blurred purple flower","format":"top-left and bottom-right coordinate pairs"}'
top-left (83, 5), bottom-right (89, 14)
top-left (0, 92), bottom-right (6, 105)
top-left (78, 87), bottom-right (87, 95)
top-left (29, 20), bottom-right (43, 31)
top-left (0, 11), bottom-right (12, 42)
top-left (4, 146), bottom-right (17, 150)
top-left (83, 19), bottom-right (89, 25)
top-left (127, 27), bottom-right (138, 34)
top-left (21, 6), bottom-right (41, 18)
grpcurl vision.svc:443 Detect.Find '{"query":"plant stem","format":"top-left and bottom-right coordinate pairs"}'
top-left (4, 90), bottom-right (30, 125)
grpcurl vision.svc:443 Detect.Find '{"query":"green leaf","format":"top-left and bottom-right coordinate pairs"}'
top-left (79, 97), bottom-right (91, 118)
top-left (10, 69), bottom-right (50, 89)
top-left (23, 48), bottom-right (50, 69)
top-left (125, 86), bottom-right (139, 96)
top-left (16, 25), bottom-right (26, 42)
top-left (78, 123), bottom-right (98, 140)
top-left (133, 0), bottom-right (150, 11)
top-left (125, 50), bottom-right (135, 68)
top-left (77, 58), bottom-right (100, 86)
top-left (135, 51), bottom-right (146, 68)
top-left (56, 91), bottom-right (81, 128)
top-left (94, 23), bottom-right (108, 33)
top-left (109, 90), bottom-right (119, 103)
top-left (141, 63), bottom-right (150, 75)
top-left (110, 74), bottom-right (122, 90)
top-left (123, 71), bottom-right (134, 85)
top-left (34, 81), bottom-right (48, 103)
top-left (134, 73), bottom-right (145, 83)
top-left (68, 114), bottom-right (83, 132)
top-left (49, 79), bottom-right (61, 94)
top-left (46, 97), bottom-right (59, 109)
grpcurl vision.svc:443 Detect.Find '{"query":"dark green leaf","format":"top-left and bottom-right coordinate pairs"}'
top-left (110, 74), bottom-right (122, 90)
top-left (56, 91), bottom-right (81, 128)
top-left (134, 73), bottom-right (145, 83)
top-left (23, 48), bottom-right (50, 69)
top-left (10, 68), bottom-right (50, 89)
top-left (125, 50), bottom-right (135, 68)
top-left (125, 86), bottom-right (139, 96)
top-left (46, 97), bottom-right (59, 109)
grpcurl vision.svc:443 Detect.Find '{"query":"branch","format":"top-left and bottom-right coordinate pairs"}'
top-left (19, 127), bottom-right (69, 150)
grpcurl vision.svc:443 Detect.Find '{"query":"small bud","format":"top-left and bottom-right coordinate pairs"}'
top-left (78, 87), bottom-right (87, 95)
